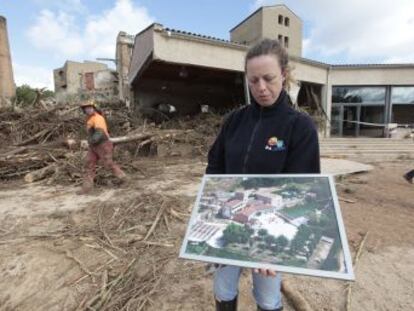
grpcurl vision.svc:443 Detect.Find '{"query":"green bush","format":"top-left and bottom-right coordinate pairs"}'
top-left (15, 84), bottom-right (54, 106)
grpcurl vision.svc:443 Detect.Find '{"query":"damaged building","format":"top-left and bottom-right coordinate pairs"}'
top-left (128, 4), bottom-right (414, 137)
top-left (116, 31), bottom-right (135, 105)
top-left (54, 61), bottom-right (118, 103)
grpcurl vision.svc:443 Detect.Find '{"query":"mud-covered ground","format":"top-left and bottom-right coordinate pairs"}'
top-left (0, 159), bottom-right (413, 311)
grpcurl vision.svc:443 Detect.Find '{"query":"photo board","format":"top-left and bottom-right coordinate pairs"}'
top-left (179, 174), bottom-right (355, 281)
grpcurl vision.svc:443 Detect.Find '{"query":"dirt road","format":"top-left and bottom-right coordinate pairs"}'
top-left (0, 159), bottom-right (413, 311)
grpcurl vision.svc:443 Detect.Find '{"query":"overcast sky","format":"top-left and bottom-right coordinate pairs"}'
top-left (2, 0), bottom-right (414, 90)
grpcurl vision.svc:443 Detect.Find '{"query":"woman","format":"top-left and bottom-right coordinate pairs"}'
top-left (206, 39), bottom-right (320, 311)
top-left (77, 99), bottom-right (127, 195)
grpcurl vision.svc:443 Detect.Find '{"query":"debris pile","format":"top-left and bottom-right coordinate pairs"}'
top-left (69, 193), bottom-right (191, 310)
top-left (0, 102), bottom-right (224, 184)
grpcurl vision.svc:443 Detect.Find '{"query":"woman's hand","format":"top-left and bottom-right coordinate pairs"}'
top-left (253, 268), bottom-right (277, 277)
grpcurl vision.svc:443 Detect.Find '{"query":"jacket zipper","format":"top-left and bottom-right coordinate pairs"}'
top-left (242, 108), bottom-right (262, 173)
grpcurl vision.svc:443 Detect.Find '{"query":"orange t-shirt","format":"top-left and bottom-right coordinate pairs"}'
top-left (86, 113), bottom-right (109, 137)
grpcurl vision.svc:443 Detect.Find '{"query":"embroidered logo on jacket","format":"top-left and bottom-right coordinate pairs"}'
top-left (265, 136), bottom-right (286, 151)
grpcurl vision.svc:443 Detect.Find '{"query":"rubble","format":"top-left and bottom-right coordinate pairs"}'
top-left (0, 101), bottom-right (224, 184)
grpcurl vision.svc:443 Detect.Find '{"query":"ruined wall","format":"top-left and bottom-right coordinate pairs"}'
top-left (0, 16), bottom-right (16, 103)
top-left (93, 69), bottom-right (118, 98)
top-left (54, 61), bottom-right (108, 102)
top-left (116, 32), bottom-right (134, 104)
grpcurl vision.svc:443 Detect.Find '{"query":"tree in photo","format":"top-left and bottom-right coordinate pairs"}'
top-left (222, 223), bottom-right (250, 245)
top-left (275, 235), bottom-right (289, 252)
top-left (258, 228), bottom-right (268, 237)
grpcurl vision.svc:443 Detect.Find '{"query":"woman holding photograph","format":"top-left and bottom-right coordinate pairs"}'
top-left (206, 38), bottom-right (320, 311)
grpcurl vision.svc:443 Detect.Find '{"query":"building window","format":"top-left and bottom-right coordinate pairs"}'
top-left (285, 17), bottom-right (290, 26)
top-left (278, 34), bottom-right (283, 43)
top-left (331, 86), bottom-right (387, 137)
top-left (284, 36), bottom-right (289, 48)
top-left (278, 15), bottom-right (283, 24)
top-left (391, 86), bottom-right (414, 124)
top-left (391, 86), bottom-right (414, 104)
top-left (332, 86), bottom-right (386, 105)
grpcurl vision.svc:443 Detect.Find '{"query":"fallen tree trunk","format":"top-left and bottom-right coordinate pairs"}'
top-left (281, 279), bottom-right (314, 311)
top-left (110, 133), bottom-right (152, 144)
top-left (24, 164), bottom-right (57, 183)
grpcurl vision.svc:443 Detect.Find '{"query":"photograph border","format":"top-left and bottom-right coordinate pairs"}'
top-left (179, 174), bottom-right (355, 281)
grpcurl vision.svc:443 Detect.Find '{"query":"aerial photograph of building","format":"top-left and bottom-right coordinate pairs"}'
top-left (180, 175), bottom-right (354, 280)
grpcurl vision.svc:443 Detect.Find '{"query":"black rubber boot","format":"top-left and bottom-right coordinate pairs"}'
top-left (257, 305), bottom-right (283, 311)
top-left (215, 296), bottom-right (237, 311)
top-left (403, 170), bottom-right (414, 183)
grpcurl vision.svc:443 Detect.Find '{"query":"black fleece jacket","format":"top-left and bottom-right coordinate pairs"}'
top-left (206, 90), bottom-right (320, 175)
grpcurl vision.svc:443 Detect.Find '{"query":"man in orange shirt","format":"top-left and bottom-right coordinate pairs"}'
top-left (77, 99), bottom-right (127, 194)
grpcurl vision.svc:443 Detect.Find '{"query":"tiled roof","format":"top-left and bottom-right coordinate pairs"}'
top-left (161, 26), bottom-right (247, 47)
top-left (331, 63), bottom-right (414, 68)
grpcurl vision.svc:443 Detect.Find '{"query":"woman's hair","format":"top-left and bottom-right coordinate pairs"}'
top-left (245, 38), bottom-right (294, 89)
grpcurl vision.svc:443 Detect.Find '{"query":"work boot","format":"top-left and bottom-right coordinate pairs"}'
top-left (76, 180), bottom-right (94, 195)
top-left (215, 296), bottom-right (237, 311)
top-left (403, 172), bottom-right (413, 184)
top-left (257, 306), bottom-right (283, 311)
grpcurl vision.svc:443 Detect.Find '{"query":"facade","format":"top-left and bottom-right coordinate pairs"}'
top-left (230, 5), bottom-right (302, 57)
top-left (0, 16), bottom-right (15, 104)
top-left (129, 23), bottom-right (246, 118)
top-left (54, 61), bottom-right (118, 103)
top-left (128, 5), bottom-right (414, 137)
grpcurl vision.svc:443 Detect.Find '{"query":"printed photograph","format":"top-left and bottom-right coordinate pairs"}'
top-left (180, 175), bottom-right (354, 280)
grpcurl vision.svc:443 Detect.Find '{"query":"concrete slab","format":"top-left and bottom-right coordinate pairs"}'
top-left (321, 158), bottom-right (374, 176)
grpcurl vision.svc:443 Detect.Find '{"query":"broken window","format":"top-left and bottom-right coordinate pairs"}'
top-left (278, 34), bottom-right (283, 43)
top-left (284, 36), bottom-right (289, 48)
top-left (285, 17), bottom-right (290, 26)
top-left (84, 72), bottom-right (95, 91)
top-left (278, 15), bottom-right (283, 24)
top-left (331, 86), bottom-right (386, 137)
top-left (391, 86), bottom-right (414, 124)
top-left (332, 86), bottom-right (386, 104)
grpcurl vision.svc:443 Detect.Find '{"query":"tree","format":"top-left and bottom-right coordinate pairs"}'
top-left (289, 225), bottom-right (311, 254)
top-left (15, 84), bottom-right (54, 106)
top-left (258, 229), bottom-right (268, 237)
top-left (222, 223), bottom-right (250, 245)
top-left (265, 234), bottom-right (277, 247)
top-left (275, 235), bottom-right (289, 251)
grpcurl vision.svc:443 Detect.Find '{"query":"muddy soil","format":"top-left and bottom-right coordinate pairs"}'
top-left (0, 159), bottom-right (413, 311)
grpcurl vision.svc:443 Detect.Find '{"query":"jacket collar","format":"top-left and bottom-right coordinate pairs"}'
top-left (249, 89), bottom-right (290, 118)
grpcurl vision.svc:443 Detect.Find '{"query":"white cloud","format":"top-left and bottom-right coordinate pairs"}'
top-left (27, 10), bottom-right (84, 58)
top-left (27, 0), bottom-right (153, 60)
top-left (250, 0), bottom-right (278, 11)
top-left (13, 63), bottom-right (54, 90)
top-left (83, 0), bottom-right (153, 58)
top-left (251, 0), bottom-right (414, 63)
top-left (33, 0), bottom-right (87, 14)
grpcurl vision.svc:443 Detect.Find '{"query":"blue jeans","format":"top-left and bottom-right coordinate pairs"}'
top-left (214, 265), bottom-right (283, 310)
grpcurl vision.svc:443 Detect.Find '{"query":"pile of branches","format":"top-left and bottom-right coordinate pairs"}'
top-left (0, 101), bottom-right (226, 184)
top-left (70, 193), bottom-right (191, 310)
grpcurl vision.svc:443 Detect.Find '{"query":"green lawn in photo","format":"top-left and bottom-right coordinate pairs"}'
top-left (280, 203), bottom-right (315, 218)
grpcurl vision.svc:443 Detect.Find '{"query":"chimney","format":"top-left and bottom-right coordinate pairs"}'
top-left (0, 16), bottom-right (16, 104)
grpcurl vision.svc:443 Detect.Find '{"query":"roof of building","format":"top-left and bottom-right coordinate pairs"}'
top-left (161, 25), bottom-right (247, 49)
top-left (331, 63), bottom-right (414, 69)
top-left (129, 22), bottom-right (414, 85)
top-left (234, 201), bottom-right (272, 219)
top-left (225, 200), bottom-right (242, 208)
